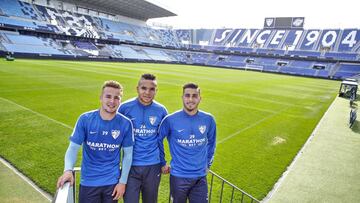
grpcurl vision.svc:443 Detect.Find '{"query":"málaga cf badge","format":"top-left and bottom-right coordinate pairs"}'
top-left (111, 130), bottom-right (120, 139)
top-left (149, 116), bottom-right (157, 125)
top-left (266, 18), bottom-right (274, 26)
top-left (199, 125), bottom-right (206, 134)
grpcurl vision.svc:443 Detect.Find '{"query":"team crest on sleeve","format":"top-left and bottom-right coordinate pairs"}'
top-left (149, 116), bottom-right (157, 125)
top-left (199, 125), bottom-right (206, 134)
top-left (111, 130), bottom-right (120, 139)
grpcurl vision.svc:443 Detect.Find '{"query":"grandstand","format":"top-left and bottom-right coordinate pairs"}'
top-left (0, 0), bottom-right (360, 79)
top-left (1, 0), bottom-right (360, 202)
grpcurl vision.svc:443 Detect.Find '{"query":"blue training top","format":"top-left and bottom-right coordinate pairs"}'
top-left (70, 109), bottom-right (134, 186)
top-left (159, 109), bottom-right (216, 178)
top-left (118, 98), bottom-right (167, 166)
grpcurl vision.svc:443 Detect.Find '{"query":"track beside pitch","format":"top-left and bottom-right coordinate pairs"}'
top-left (267, 97), bottom-right (360, 202)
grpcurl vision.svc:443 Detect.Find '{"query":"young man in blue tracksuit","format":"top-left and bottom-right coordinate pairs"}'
top-left (159, 83), bottom-right (216, 203)
top-left (57, 80), bottom-right (134, 203)
top-left (119, 74), bottom-right (168, 203)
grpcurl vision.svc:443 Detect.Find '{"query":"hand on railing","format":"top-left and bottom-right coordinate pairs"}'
top-left (56, 170), bottom-right (74, 189)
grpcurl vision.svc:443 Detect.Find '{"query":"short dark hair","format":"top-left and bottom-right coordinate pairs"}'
top-left (140, 73), bottom-right (156, 81)
top-left (182, 82), bottom-right (200, 94)
top-left (102, 80), bottom-right (123, 92)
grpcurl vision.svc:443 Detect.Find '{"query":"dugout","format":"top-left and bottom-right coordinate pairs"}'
top-left (339, 79), bottom-right (358, 98)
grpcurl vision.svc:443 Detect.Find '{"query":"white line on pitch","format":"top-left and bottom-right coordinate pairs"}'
top-left (0, 157), bottom-right (52, 202)
top-left (0, 97), bottom-right (73, 130)
top-left (217, 108), bottom-right (287, 145)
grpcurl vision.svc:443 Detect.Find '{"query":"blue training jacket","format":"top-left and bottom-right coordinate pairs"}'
top-left (70, 109), bottom-right (134, 186)
top-left (159, 109), bottom-right (216, 178)
top-left (118, 98), bottom-right (167, 166)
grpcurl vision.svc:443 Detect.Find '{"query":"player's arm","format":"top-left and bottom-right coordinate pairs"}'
top-left (119, 146), bottom-right (133, 184)
top-left (113, 120), bottom-right (134, 200)
top-left (57, 115), bottom-right (85, 188)
top-left (158, 117), bottom-right (170, 168)
top-left (112, 146), bottom-right (133, 200)
top-left (56, 142), bottom-right (81, 188)
top-left (207, 116), bottom-right (217, 169)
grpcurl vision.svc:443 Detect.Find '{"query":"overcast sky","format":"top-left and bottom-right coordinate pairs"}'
top-left (147, 0), bottom-right (359, 29)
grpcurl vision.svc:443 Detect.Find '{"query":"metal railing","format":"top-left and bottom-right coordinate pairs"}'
top-left (53, 167), bottom-right (80, 203)
top-left (52, 182), bottom-right (74, 203)
top-left (53, 168), bottom-right (259, 203)
top-left (207, 170), bottom-right (259, 203)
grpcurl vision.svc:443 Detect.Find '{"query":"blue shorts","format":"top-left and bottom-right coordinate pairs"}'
top-left (170, 175), bottom-right (208, 203)
top-left (124, 164), bottom-right (161, 203)
top-left (79, 184), bottom-right (117, 203)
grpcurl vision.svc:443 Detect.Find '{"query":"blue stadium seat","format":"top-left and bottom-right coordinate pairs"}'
top-left (0, 0), bottom-right (41, 20)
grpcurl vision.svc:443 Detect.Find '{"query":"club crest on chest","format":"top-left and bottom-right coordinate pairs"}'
top-left (149, 116), bottom-right (157, 125)
top-left (199, 125), bottom-right (206, 134)
top-left (111, 130), bottom-right (120, 139)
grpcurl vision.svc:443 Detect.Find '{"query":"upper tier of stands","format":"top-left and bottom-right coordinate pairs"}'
top-left (0, 0), bottom-right (42, 20)
top-left (1, 0), bottom-right (360, 80)
top-left (1, 1), bottom-right (360, 54)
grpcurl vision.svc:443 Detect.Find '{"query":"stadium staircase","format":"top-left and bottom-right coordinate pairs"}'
top-left (0, 32), bottom-right (11, 43)
top-left (329, 62), bottom-right (341, 78)
top-left (353, 42), bottom-right (360, 54)
top-left (0, 42), bottom-right (6, 51)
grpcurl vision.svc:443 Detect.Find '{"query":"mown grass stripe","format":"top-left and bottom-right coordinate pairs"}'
top-left (0, 97), bottom-right (73, 130)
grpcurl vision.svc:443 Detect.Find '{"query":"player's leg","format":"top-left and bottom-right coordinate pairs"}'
top-left (79, 184), bottom-right (102, 203)
top-left (170, 175), bottom-right (193, 203)
top-left (188, 176), bottom-right (208, 203)
top-left (141, 164), bottom-right (161, 203)
top-left (124, 166), bottom-right (143, 203)
top-left (102, 184), bottom-right (119, 203)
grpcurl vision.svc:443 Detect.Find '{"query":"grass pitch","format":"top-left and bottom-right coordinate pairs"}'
top-left (0, 59), bottom-right (339, 200)
top-left (0, 159), bottom-right (49, 203)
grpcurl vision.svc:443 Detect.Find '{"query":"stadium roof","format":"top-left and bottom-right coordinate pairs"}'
top-left (61, 0), bottom-right (176, 21)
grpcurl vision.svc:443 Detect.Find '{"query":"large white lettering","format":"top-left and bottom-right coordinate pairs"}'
top-left (214, 30), bottom-right (232, 43)
top-left (256, 30), bottom-right (272, 44)
top-left (305, 30), bottom-right (320, 46)
top-left (321, 31), bottom-right (337, 47)
top-left (270, 30), bottom-right (286, 45)
top-left (291, 30), bottom-right (303, 46)
top-left (239, 30), bottom-right (259, 44)
top-left (342, 30), bottom-right (357, 48)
